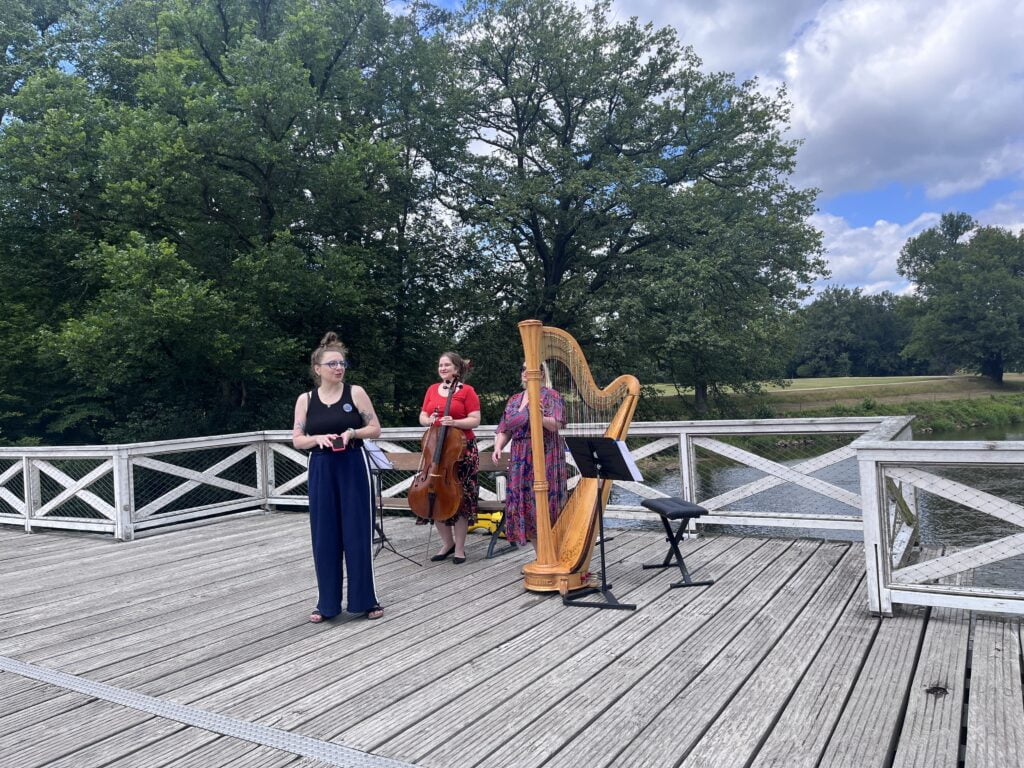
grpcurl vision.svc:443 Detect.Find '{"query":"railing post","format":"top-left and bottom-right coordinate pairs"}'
top-left (678, 430), bottom-right (695, 501)
top-left (678, 430), bottom-right (699, 534)
top-left (858, 452), bottom-right (892, 616)
top-left (23, 457), bottom-right (40, 533)
top-left (112, 448), bottom-right (134, 541)
top-left (257, 437), bottom-right (276, 514)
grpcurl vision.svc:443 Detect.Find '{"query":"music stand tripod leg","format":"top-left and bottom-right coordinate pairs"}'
top-left (371, 469), bottom-right (421, 566)
top-left (560, 482), bottom-right (635, 611)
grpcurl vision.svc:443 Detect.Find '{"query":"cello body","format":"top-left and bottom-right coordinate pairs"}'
top-left (407, 380), bottom-right (467, 522)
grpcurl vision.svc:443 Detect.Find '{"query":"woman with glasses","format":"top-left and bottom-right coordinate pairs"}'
top-left (491, 362), bottom-right (567, 550)
top-left (292, 331), bottom-right (384, 623)
top-left (417, 351), bottom-right (481, 564)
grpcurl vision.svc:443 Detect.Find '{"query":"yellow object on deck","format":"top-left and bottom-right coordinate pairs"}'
top-left (469, 511), bottom-right (503, 536)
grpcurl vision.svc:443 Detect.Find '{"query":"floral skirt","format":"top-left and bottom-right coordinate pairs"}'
top-left (442, 439), bottom-right (478, 526)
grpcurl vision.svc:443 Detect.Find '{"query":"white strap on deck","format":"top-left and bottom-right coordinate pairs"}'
top-left (0, 655), bottom-right (415, 768)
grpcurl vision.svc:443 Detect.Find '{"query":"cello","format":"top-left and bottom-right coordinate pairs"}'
top-left (408, 376), bottom-right (467, 522)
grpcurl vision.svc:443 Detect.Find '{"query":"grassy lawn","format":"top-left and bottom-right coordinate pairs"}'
top-left (646, 374), bottom-right (1024, 419)
top-left (764, 375), bottom-right (951, 391)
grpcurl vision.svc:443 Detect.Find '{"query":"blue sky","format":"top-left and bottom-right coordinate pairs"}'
top-left (429, 0), bottom-right (1024, 295)
top-left (613, 0), bottom-right (1024, 295)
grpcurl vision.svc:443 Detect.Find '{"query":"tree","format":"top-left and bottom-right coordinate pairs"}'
top-left (898, 213), bottom-right (1024, 383)
top-left (446, 0), bottom-right (824, 410)
top-left (0, 0), bottom-right (466, 441)
top-left (788, 287), bottom-right (926, 378)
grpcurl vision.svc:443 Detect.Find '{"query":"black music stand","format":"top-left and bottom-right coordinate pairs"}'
top-left (561, 436), bottom-right (642, 612)
top-left (366, 443), bottom-right (420, 566)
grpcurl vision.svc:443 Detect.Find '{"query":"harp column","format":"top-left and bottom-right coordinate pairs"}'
top-left (518, 320), bottom-right (561, 581)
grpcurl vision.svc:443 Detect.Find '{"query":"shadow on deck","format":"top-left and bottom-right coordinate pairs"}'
top-left (1, 514), bottom-right (1021, 767)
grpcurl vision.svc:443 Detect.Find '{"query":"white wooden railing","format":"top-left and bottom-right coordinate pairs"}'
top-left (858, 439), bottom-right (1024, 616)
top-left (0, 418), bottom-right (901, 539)
top-left (4, 416), bottom-right (1024, 615)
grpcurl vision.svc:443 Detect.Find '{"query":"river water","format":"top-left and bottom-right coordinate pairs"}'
top-left (611, 424), bottom-right (1024, 590)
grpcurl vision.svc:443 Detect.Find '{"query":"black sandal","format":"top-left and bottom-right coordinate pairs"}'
top-left (309, 609), bottom-right (333, 624)
top-left (365, 605), bottom-right (384, 620)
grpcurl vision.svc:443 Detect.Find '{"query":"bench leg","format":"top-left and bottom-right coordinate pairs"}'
top-left (642, 514), bottom-right (714, 588)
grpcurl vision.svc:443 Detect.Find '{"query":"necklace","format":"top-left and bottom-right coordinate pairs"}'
top-left (321, 385), bottom-right (343, 408)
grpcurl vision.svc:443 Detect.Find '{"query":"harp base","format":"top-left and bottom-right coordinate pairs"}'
top-left (522, 565), bottom-right (594, 594)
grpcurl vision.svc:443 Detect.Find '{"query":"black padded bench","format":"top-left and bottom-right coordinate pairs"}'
top-left (641, 497), bottom-right (714, 588)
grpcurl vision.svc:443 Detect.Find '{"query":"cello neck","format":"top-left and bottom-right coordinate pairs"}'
top-left (431, 376), bottom-right (461, 464)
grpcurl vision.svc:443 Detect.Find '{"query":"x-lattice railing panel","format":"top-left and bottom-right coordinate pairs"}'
top-left (693, 438), bottom-right (861, 511)
top-left (35, 459), bottom-right (115, 520)
top-left (0, 461), bottom-right (25, 517)
top-left (132, 447), bottom-right (258, 520)
top-left (887, 466), bottom-right (1024, 585)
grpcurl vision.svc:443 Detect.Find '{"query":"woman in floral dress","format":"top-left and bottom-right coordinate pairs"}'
top-left (492, 363), bottom-right (568, 548)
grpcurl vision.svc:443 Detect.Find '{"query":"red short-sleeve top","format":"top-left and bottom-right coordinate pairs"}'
top-left (421, 383), bottom-right (481, 441)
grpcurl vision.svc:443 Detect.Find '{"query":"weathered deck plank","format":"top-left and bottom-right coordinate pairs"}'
top-left (748, 580), bottom-right (880, 768)
top-left (817, 605), bottom-right (929, 767)
top-left (890, 605), bottom-right (971, 768)
top-left (408, 538), bottom-right (805, 767)
top-left (680, 545), bottom-right (867, 767)
top-left (583, 541), bottom-right (851, 768)
top-left (305, 536), bottom-right (732, 746)
top-left (964, 616), bottom-right (1024, 767)
top-left (1, 513), bottom-right (1022, 768)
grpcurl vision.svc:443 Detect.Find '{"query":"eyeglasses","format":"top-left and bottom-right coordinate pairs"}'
top-left (319, 360), bottom-right (349, 370)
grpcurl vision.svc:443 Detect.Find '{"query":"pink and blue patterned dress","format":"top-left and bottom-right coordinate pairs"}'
top-left (497, 387), bottom-right (568, 546)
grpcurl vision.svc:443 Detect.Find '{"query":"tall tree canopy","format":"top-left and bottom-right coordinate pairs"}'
top-left (898, 213), bottom-right (1024, 383)
top-left (447, 0), bottom-right (824, 411)
top-left (1, 0), bottom-right (826, 442)
top-left (1, 0), bottom-right (464, 442)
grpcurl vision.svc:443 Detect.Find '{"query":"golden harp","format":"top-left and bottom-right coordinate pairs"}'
top-left (518, 320), bottom-right (641, 594)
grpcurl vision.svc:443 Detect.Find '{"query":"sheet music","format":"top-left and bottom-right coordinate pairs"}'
top-left (614, 440), bottom-right (644, 482)
top-left (364, 440), bottom-right (393, 470)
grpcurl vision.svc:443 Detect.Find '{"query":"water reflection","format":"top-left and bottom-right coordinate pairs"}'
top-left (913, 426), bottom-right (1024, 589)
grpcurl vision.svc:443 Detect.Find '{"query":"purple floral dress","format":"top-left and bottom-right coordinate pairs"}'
top-left (497, 387), bottom-right (568, 546)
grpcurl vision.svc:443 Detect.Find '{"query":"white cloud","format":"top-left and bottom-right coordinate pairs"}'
top-left (762, 0), bottom-right (1024, 198)
top-left (610, 0), bottom-right (822, 76)
top-left (611, 0), bottom-right (1024, 201)
top-left (810, 211), bottom-right (939, 295)
top-left (977, 190), bottom-right (1024, 235)
top-left (605, 0), bottom-right (1024, 295)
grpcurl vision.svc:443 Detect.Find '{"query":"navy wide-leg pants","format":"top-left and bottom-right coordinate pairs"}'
top-left (307, 448), bottom-right (379, 617)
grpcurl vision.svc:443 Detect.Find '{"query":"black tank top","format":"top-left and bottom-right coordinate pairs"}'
top-left (306, 386), bottom-right (364, 452)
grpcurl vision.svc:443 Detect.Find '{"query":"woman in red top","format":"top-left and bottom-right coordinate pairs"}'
top-left (418, 351), bottom-right (481, 564)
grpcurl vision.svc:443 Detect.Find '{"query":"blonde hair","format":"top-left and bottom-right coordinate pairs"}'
top-left (310, 331), bottom-right (348, 383)
top-left (523, 361), bottom-right (553, 388)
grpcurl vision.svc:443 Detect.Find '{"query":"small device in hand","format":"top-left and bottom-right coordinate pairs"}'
top-left (331, 435), bottom-right (347, 451)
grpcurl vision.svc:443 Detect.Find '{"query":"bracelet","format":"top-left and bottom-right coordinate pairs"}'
top-left (347, 428), bottom-right (357, 439)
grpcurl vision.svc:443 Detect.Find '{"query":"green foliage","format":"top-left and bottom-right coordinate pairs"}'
top-left (898, 213), bottom-right (1024, 383)
top-left (792, 393), bottom-right (1024, 434)
top-left (448, 0), bottom-right (824, 413)
top-left (788, 287), bottom-right (930, 378)
top-left (0, 0), bottom-right (826, 444)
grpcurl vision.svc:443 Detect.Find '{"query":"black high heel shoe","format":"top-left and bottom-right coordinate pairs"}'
top-left (430, 544), bottom-right (456, 562)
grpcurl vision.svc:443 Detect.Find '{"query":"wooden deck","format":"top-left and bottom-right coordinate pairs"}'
top-left (1, 514), bottom-right (1021, 768)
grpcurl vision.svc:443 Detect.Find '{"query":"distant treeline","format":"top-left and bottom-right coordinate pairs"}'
top-left (788, 212), bottom-right (1024, 384)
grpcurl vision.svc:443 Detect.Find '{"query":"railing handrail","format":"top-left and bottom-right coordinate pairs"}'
top-left (1, 416), bottom-right (903, 458)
